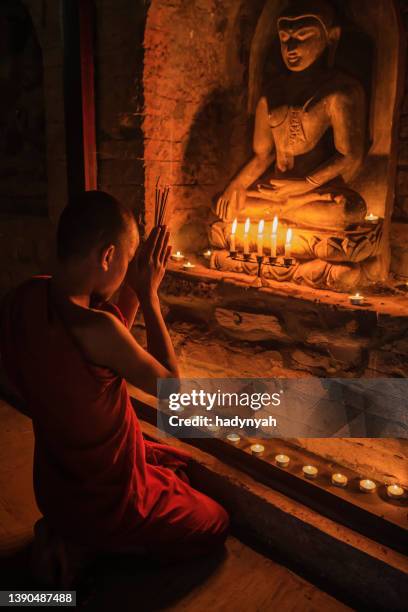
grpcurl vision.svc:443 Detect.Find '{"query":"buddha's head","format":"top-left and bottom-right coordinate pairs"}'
top-left (278, 0), bottom-right (341, 72)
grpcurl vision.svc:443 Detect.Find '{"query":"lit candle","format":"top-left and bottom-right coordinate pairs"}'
top-left (250, 444), bottom-right (265, 456)
top-left (365, 212), bottom-right (379, 224)
top-left (183, 261), bottom-right (196, 271)
top-left (230, 218), bottom-right (238, 253)
top-left (226, 433), bottom-right (240, 444)
top-left (275, 454), bottom-right (290, 468)
top-left (270, 216), bottom-right (278, 257)
top-left (331, 473), bottom-right (348, 488)
top-left (243, 218), bottom-right (251, 255)
top-left (257, 220), bottom-right (265, 257)
top-left (349, 293), bottom-right (365, 306)
top-left (203, 249), bottom-right (212, 260)
top-left (359, 479), bottom-right (377, 493)
top-left (303, 465), bottom-right (318, 479)
top-left (284, 228), bottom-right (293, 257)
top-left (386, 484), bottom-right (405, 499)
top-left (171, 251), bottom-right (184, 262)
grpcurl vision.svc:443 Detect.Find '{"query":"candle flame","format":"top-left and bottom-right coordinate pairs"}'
top-left (285, 228), bottom-right (293, 245)
top-left (231, 218), bottom-right (237, 235)
top-left (258, 219), bottom-right (265, 234)
top-left (244, 218), bottom-right (251, 234)
top-left (272, 215), bottom-right (278, 235)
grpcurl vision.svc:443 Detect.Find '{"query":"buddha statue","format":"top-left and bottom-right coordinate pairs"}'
top-left (210, 0), bottom-right (382, 291)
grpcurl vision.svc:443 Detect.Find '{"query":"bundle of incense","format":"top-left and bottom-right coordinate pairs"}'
top-left (155, 178), bottom-right (171, 227)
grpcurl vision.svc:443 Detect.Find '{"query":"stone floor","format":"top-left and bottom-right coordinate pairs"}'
top-left (0, 399), bottom-right (350, 611)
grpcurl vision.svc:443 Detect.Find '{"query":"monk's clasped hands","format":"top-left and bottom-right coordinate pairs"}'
top-left (126, 226), bottom-right (172, 302)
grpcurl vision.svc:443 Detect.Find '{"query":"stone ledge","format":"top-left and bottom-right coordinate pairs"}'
top-left (139, 418), bottom-right (408, 612)
top-left (165, 262), bottom-right (408, 318)
top-left (158, 264), bottom-right (408, 377)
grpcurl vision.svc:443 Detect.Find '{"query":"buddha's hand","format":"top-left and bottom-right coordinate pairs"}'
top-left (215, 184), bottom-right (245, 221)
top-left (258, 179), bottom-right (316, 201)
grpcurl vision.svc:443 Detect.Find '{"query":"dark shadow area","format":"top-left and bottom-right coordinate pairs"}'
top-left (0, 0), bottom-right (47, 215)
top-left (0, 543), bottom-right (228, 611)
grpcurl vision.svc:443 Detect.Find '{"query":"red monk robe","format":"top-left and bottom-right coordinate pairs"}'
top-left (0, 276), bottom-right (229, 562)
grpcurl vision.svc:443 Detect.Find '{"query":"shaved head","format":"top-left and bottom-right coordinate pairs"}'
top-left (57, 191), bottom-right (137, 262)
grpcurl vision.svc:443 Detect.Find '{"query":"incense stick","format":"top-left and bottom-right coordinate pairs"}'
top-left (155, 180), bottom-right (171, 227)
top-left (155, 177), bottom-right (160, 226)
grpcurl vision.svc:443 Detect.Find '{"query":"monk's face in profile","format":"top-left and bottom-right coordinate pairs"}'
top-left (93, 220), bottom-right (139, 301)
top-left (278, 16), bottom-right (328, 72)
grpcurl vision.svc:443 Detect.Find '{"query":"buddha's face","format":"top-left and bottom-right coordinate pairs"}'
top-left (278, 16), bottom-right (328, 72)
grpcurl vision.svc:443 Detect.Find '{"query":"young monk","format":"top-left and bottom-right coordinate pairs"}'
top-left (0, 190), bottom-right (229, 585)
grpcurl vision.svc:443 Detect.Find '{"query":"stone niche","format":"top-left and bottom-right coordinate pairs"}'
top-left (140, 0), bottom-right (408, 493)
top-left (143, 0), bottom-right (405, 293)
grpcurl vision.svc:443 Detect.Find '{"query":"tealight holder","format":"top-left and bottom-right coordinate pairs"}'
top-left (365, 213), bottom-right (380, 224)
top-left (226, 433), bottom-right (241, 444)
top-left (275, 454), bottom-right (290, 468)
top-left (386, 484), bottom-right (405, 500)
top-left (331, 473), bottom-right (348, 488)
top-left (171, 251), bottom-right (185, 262)
top-left (250, 443), bottom-right (265, 456)
top-left (302, 465), bottom-right (318, 479)
top-left (183, 261), bottom-right (196, 271)
top-left (349, 293), bottom-right (365, 306)
top-left (359, 479), bottom-right (377, 494)
top-left (203, 250), bottom-right (212, 260)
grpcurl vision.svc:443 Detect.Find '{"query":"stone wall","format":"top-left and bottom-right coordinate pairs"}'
top-left (0, 1), bottom-right (47, 216)
top-left (1, 0), bottom-right (407, 295)
top-left (95, 0), bottom-right (148, 228)
top-left (145, 268), bottom-right (408, 486)
top-left (0, 0), bottom-right (66, 296)
top-left (159, 269), bottom-right (408, 380)
top-left (141, 0), bottom-right (408, 282)
top-left (394, 0), bottom-right (408, 278)
top-left (143, 0), bottom-right (265, 251)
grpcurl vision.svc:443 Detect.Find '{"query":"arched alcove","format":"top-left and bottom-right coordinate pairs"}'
top-left (249, 0), bottom-right (403, 215)
top-left (143, 0), bottom-right (404, 285)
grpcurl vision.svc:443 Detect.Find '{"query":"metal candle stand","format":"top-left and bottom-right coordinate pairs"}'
top-left (229, 252), bottom-right (296, 285)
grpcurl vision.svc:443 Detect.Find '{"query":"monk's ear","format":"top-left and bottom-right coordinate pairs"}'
top-left (101, 244), bottom-right (115, 271)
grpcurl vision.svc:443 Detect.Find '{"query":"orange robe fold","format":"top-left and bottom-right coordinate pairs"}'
top-left (0, 277), bottom-right (229, 559)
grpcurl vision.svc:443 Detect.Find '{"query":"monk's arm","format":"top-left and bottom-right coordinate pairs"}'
top-left (116, 282), bottom-right (140, 329)
top-left (82, 307), bottom-right (179, 396)
top-left (307, 85), bottom-right (366, 187)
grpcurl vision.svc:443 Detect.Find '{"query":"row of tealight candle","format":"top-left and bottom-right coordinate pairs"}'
top-left (230, 216), bottom-right (292, 258)
top-left (225, 434), bottom-right (406, 501)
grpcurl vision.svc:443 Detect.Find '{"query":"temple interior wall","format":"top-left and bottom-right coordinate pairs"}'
top-left (1, 0), bottom-right (408, 293)
top-left (0, 1), bottom-right (406, 483)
